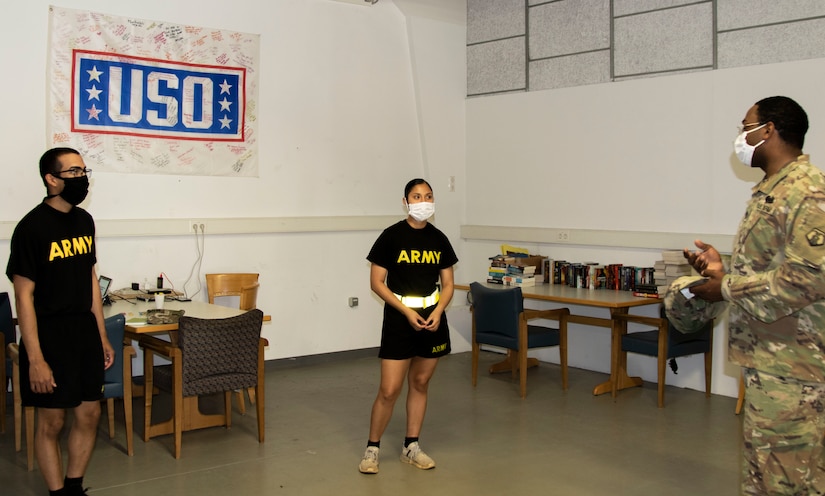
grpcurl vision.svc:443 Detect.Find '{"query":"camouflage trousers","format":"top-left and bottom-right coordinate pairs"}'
top-left (742, 367), bottom-right (825, 495)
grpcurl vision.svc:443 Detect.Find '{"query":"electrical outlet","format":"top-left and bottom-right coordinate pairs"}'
top-left (557, 230), bottom-right (570, 242)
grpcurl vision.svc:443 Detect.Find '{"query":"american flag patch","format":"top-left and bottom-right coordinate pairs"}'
top-left (71, 50), bottom-right (245, 141)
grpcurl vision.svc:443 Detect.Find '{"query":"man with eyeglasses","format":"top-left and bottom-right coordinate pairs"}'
top-left (683, 97), bottom-right (825, 495)
top-left (6, 147), bottom-right (114, 496)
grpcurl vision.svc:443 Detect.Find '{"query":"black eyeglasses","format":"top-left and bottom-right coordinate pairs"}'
top-left (55, 167), bottom-right (92, 178)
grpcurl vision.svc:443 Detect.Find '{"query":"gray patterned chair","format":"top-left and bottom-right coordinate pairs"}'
top-left (140, 309), bottom-right (266, 458)
top-left (205, 273), bottom-right (261, 414)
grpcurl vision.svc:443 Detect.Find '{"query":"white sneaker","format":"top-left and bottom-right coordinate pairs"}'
top-left (359, 446), bottom-right (380, 474)
top-left (400, 441), bottom-right (435, 470)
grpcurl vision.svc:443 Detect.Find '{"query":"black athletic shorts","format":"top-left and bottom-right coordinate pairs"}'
top-left (20, 312), bottom-right (104, 408)
top-left (378, 304), bottom-right (451, 360)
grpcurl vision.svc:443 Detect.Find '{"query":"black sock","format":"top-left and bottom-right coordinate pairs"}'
top-left (64, 476), bottom-right (83, 489)
top-left (49, 489), bottom-right (67, 496)
top-left (404, 437), bottom-right (418, 448)
top-left (367, 440), bottom-right (380, 449)
top-left (63, 476), bottom-right (85, 495)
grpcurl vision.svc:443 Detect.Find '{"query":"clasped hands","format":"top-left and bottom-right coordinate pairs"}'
top-left (407, 308), bottom-right (441, 332)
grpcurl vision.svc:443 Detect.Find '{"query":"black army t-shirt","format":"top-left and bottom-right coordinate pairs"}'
top-left (367, 220), bottom-right (458, 298)
top-left (6, 202), bottom-right (96, 318)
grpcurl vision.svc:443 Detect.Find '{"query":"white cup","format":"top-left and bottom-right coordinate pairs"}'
top-left (155, 292), bottom-right (165, 310)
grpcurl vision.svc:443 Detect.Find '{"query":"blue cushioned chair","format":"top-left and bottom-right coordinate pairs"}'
top-left (469, 282), bottom-right (570, 398)
top-left (620, 306), bottom-right (713, 408)
top-left (102, 313), bottom-right (136, 455)
top-left (1, 292), bottom-right (16, 434)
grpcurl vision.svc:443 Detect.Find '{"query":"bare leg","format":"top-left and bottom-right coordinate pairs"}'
top-left (35, 408), bottom-right (67, 491)
top-left (367, 359), bottom-right (411, 442)
top-left (405, 357), bottom-right (439, 438)
top-left (65, 400), bottom-right (101, 479)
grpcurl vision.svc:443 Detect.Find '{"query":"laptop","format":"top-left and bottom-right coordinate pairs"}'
top-left (99, 275), bottom-right (112, 299)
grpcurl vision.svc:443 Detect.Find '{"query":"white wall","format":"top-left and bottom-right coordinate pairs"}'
top-left (466, 58), bottom-right (825, 235)
top-left (464, 57), bottom-right (825, 398)
top-left (0, 0), bottom-right (468, 367)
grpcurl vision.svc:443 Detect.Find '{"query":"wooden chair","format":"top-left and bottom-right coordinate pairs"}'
top-left (469, 282), bottom-right (570, 398)
top-left (9, 342), bottom-right (35, 471)
top-left (206, 273), bottom-right (260, 310)
top-left (9, 315), bottom-right (136, 470)
top-left (205, 273), bottom-right (260, 413)
top-left (619, 307), bottom-right (713, 408)
top-left (736, 371), bottom-right (745, 414)
top-left (140, 309), bottom-right (267, 459)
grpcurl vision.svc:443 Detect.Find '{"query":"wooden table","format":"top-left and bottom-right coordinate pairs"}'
top-left (103, 300), bottom-right (260, 437)
top-left (456, 282), bottom-right (664, 398)
top-left (104, 299), bottom-right (246, 337)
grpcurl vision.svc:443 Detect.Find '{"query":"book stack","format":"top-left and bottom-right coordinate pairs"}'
top-left (661, 250), bottom-right (696, 289)
top-left (487, 255), bottom-right (515, 284)
top-left (632, 284), bottom-right (661, 298)
top-left (503, 263), bottom-right (537, 287)
top-left (653, 259), bottom-right (668, 294)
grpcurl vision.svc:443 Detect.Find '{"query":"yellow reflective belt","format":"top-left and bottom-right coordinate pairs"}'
top-left (394, 288), bottom-right (440, 309)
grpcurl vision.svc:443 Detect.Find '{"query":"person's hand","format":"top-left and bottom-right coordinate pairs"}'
top-left (689, 268), bottom-right (725, 302)
top-left (28, 359), bottom-right (57, 394)
top-left (103, 341), bottom-right (116, 370)
top-left (683, 239), bottom-right (725, 274)
top-left (421, 309), bottom-right (443, 332)
top-left (406, 309), bottom-right (428, 331)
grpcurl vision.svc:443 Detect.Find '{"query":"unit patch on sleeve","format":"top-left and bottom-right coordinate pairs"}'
top-left (806, 228), bottom-right (825, 247)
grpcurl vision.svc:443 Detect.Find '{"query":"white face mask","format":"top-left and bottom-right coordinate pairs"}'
top-left (733, 123), bottom-right (767, 167)
top-left (407, 201), bottom-right (435, 222)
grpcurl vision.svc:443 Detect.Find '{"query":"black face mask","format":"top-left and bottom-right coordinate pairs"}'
top-left (54, 176), bottom-right (90, 206)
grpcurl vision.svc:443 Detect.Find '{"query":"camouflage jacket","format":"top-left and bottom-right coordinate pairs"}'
top-left (723, 155), bottom-right (825, 381)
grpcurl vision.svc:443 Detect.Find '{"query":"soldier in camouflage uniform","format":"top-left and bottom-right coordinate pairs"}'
top-left (684, 96), bottom-right (825, 495)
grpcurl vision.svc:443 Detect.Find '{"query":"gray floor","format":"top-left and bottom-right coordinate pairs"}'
top-left (1, 350), bottom-right (742, 495)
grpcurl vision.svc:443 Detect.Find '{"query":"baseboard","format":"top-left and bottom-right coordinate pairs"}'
top-left (264, 347), bottom-right (379, 370)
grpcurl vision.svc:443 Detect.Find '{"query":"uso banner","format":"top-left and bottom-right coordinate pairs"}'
top-left (47, 6), bottom-right (260, 177)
